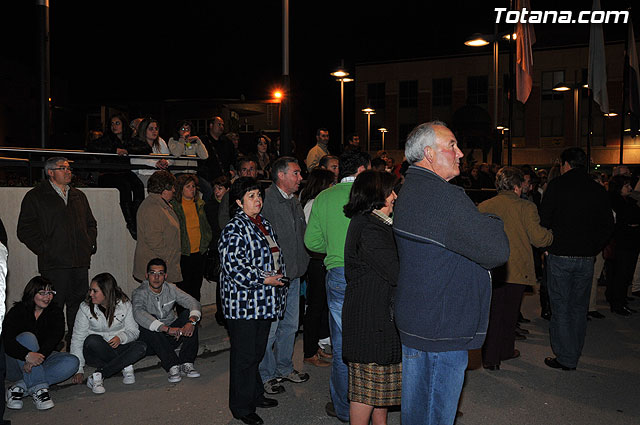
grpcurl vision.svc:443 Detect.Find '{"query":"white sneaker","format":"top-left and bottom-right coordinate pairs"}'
top-left (87, 372), bottom-right (106, 394)
top-left (180, 362), bottom-right (200, 378)
top-left (122, 365), bottom-right (135, 385)
top-left (5, 385), bottom-right (24, 409)
top-left (32, 388), bottom-right (54, 410)
top-left (168, 365), bottom-right (182, 383)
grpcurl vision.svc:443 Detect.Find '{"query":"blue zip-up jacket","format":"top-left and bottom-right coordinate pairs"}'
top-left (393, 166), bottom-right (509, 352)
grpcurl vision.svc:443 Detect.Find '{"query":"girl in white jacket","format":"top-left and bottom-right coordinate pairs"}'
top-left (70, 273), bottom-right (147, 394)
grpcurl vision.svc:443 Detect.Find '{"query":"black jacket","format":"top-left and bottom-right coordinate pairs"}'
top-left (540, 168), bottom-right (613, 256)
top-left (2, 302), bottom-right (66, 360)
top-left (17, 180), bottom-right (97, 271)
top-left (343, 213), bottom-right (401, 365)
top-left (199, 134), bottom-right (236, 180)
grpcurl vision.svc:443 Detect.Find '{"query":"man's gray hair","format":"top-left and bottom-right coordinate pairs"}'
top-left (272, 156), bottom-right (298, 183)
top-left (45, 157), bottom-right (69, 173)
top-left (404, 121), bottom-right (448, 165)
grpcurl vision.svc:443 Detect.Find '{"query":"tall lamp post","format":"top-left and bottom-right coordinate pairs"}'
top-left (465, 30), bottom-right (516, 164)
top-left (331, 66), bottom-right (354, 149)
top-left (362, 107), bottom-right (376, 153)
top-left (378, 128), bottom-right (388, 151)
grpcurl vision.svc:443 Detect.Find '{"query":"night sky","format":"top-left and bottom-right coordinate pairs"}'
top-left (1, 1), bottom-right (638, 147)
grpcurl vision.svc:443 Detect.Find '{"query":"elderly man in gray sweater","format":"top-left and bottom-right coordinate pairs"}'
top-left (259, 157), bottom-right (311, 395)
top-left (132, 258), bottom-right (202, 384)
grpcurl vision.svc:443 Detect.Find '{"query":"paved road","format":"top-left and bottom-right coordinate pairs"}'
top-left (4, 289), bottom-right (640, 425)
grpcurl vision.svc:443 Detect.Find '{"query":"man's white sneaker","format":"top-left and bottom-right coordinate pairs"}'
top-left (32, 388), bottom-right (54, 410)
top-left (87, 372), bottom-right (106, 394)
top-left (5, 385), bottom-right (24, 409)
top-left (122, 365), bottom-right (136, 385)
top-left (168, 365), bottom-right (182, 383)
top-left (180, 362), bottom-right (200, 378)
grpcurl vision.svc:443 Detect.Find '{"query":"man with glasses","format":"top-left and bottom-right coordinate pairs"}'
top-left (17, 156), bottom-right (97, 339)
top-left (132, 258), bottom-right (201, 383)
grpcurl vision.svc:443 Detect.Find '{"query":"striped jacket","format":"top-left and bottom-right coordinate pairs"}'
top-left (218, 210), bottom-right (287, 320)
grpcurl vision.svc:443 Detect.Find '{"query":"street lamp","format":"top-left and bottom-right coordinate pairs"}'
top-left (362, 107), bottom-right (376, 152)
top-left (378, 128), bottom-right (388, 151)
top-left (331, 66), bottom-right (354, 149)
top-left (553, 80), bottom-right (587, 145)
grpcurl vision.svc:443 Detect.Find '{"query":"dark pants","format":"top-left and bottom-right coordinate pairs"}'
top-left (98, 172), bottom-right (145, 205)
top-left (606, 247), bottom-right (639, 309)
top-left (540, 255), bottom-right (551, 316)
top-left (547, 254), bottom-right (594, 368)
top-left (482, 282), bottom-right (526, 366)
top-left (42, 267), bottom-right (89, 336)
top-left (0, 340), bottom-right (6, 423)
top-left (83, 334), bottom-right (147, 378)
top-left (303, 258), bottom-right (330, 358)
top-left (177, 253), bottom-right (205, 302)
top-left (138, 310), bottom-right (199, 371)
top-left (227, 318), bottom-right (271, 418)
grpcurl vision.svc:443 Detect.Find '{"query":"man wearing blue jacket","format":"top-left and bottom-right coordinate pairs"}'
top-left (393, 121), bottom-right (510, 425)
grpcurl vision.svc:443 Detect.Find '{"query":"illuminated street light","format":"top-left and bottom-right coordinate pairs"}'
top-left (331, 65), bottom-right (353, 148)
top-left (378, 127), bottom-right (388, 150)
top-left (362, 107), bottom-right (376, 152)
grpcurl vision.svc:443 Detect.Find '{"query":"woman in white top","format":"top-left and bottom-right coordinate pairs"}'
top-left (70, 273), bottom-right (147, 394)
top-left (168, 119), bottom-right (212, 200)
top-left (130, 118), bottom-right (172, 186)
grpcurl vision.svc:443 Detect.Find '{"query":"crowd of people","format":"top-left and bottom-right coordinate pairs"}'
top-left (0, 115), bottom-right (638, 425)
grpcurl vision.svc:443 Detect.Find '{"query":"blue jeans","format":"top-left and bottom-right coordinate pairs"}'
top-left (5, 332), bottom-right (79, 394)
top-left (260, 277), bottom-right (300, 382)
top-left (325, 267), bottom-right (349, 422)
top-left (546, 254), bottom-right (594, 368)
top-left (401, 346), bottom-right (467, 425)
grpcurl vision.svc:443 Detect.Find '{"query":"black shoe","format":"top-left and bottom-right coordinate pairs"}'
top-left (234, 412), bottom-right (264, 425)
top-left (256, 397), bottom-right (278, 409)
top-left (325, 402), bottom-right (349, 423)
top-left (483, 364), bottom-right (500, 371)
top-left (625, 305), bottom-right (638, 313)
top-left (518, 313), bottom-right (531, 323)
top-left (541, 310), bottom-right (552, 321)
top-left (544, 357), bottom-right (576, 371)
top-left (611, 306), bottom-right (632, 316)
top-left (587, 311), bottom-right (605, 319)
top-left (504, 349), bottom-right (520, 361)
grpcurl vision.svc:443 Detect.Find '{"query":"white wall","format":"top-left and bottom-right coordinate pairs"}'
top-left (0, 187), bottom-right (216, 307)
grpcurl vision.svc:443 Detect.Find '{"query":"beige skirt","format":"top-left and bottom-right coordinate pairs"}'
top-left (348, 361), bottom-right (402, 406)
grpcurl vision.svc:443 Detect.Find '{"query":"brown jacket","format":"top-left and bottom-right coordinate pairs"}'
top-left (478, 190), bottom-right (553, 285)
top-left (133, 193), bottom-right (182, 282)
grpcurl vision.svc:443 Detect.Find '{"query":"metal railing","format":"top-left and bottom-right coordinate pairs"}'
top-left (0, 147), bottom-right (207, 185)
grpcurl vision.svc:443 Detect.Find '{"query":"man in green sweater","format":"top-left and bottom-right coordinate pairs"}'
top-left (304, 151), bottom-right (370, 423)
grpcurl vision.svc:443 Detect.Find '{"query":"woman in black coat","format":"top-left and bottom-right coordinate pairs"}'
top-left (342, 170), bottom-right (401, 425)
top-left (607, 174), bottom-right (640, 316)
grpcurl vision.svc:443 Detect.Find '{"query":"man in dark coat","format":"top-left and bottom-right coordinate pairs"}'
top-left (17, 157), bottom-right (97, 336)
top-left (540, 147), bottom-right (613, 370)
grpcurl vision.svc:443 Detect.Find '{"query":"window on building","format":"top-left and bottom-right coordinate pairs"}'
top-left (399, 123), bottom-right (418, 150)
top-left (467, 76), bottom-right (488, 105)
top-left (541, 70), bottom-right (565, 137)
top-left (399, 80), bottom-right (418, 108)
top-left (432, 78), bottom-right (452, 107)
top-left (367, 83), bottom-right (385, 109)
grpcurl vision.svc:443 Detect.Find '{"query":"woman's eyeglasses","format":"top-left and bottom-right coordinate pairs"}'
top-left (37, 290), bottom-right (56, 296)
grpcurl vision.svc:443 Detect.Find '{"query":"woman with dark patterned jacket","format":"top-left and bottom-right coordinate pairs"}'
top-left (218, 177), bottom-right (287, 425)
